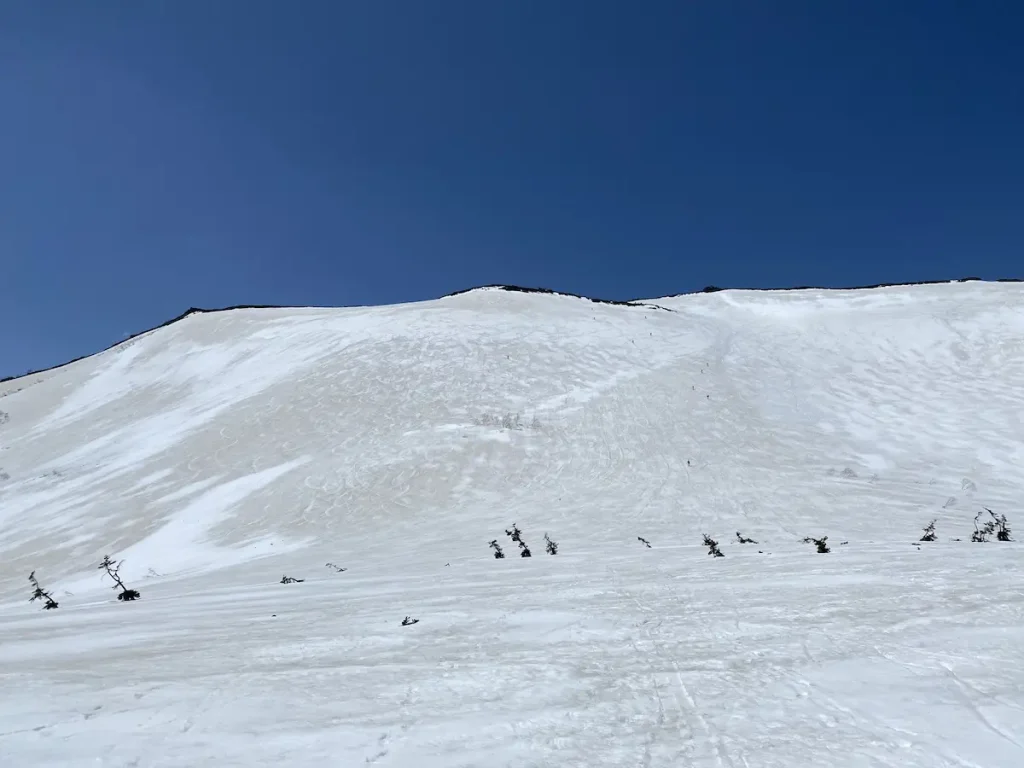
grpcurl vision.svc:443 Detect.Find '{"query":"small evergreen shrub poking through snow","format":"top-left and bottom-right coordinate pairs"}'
top-left (994, 515), bottom-right (1012, 541)
top-left (505, 524), bottom-right (532, 557)
top-left (99, 555), bottom-right (141, 601)
top-left (971, 510), bottom-right (996, 542)
top-left (501, 413), bottom-right (522, 430)
top-left (474, 413), bottom-right (542, 430)
top-left (489, 539), bottom-right (505, 559)
top-left (637, 536), bottom-right (652, 548)
top-left (280, 575), bottom-right (304, 584)
top-left (703, 534), bottom-right (724, 557)
top-left (28, 571), bottom-right (58, 610)
top-left (401, 616), bottom-right (419, 626)
top-left (803, 536), bottom-right (830, 553)
top-left (736, 531), bottom-right (758, 544)
top-left (544, 533), bottom-right (559, 555)
top-left (920, 520), bottom-right (937, 542)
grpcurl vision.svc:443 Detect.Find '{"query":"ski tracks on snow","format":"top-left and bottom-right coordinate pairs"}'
top-left (610, 566), bottom-right (737, 768)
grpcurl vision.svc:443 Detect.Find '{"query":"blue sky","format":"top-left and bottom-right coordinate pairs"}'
top-left (1, 1), bottom-right (1022, 376)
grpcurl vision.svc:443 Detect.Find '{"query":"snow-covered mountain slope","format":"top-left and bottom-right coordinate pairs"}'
top-left (1, 282), bottom-right (1023, 767)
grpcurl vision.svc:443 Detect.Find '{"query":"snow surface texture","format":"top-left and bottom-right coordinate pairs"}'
top-left (1, 283), bottom-right (1023, 767)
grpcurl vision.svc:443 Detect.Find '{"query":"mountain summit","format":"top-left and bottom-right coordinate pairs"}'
top-left (2, 282), bottom-right (1022, 766)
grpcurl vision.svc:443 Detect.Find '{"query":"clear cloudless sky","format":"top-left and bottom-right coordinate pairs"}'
top-left (1, 1), bottom-right (1022, 376)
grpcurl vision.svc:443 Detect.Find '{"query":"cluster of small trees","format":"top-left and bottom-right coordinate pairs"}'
top-left (693, 510), bottom-right (1014, 560)
top-left (474, 413), bottom-right (542, 431)
top-left (697, 531), bottom-right (765, 557)
top-left (917, 512), bottom-right (1013, 544)
top-left (971, 509), bottom-right (1012, 542)
top-left (28, 555), bottom-right (142, 611)
top-left (703, 535), bottom-right (724, 557)
top-left (489, 524), bottom-right (559, 559)
top-left (25, 509), bottom-right (1015, 614)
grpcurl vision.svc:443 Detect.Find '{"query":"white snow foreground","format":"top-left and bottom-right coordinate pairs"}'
top-left (1, 283), bottom-right (1023, 767)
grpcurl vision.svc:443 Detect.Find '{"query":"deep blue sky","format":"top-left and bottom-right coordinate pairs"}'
top-left (2, 2), bottom-right (1022, 376)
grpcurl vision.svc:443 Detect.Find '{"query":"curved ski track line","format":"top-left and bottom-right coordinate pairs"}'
top-left (610, 566), bottom-right (735, 768)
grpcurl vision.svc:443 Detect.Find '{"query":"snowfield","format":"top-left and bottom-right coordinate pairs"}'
top-left (1, 282), bottom-right (1022, 767)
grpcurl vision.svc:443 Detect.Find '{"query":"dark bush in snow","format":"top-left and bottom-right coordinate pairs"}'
top-left (974, 508), bottom-right (1012, 542)
top-left (280, 576), bottom-right (304, 584)
top-left (28, 571), bottom-right (58, 610)
top-left (920, 520), bottom-right (937, 542)
top-left (972, 510), bottom-right (995, 542)
top-left (703, 534), bottom-right (724, 557)
top-left (994, 517), bottom-right (1013, 542)
top-left (803, 536), bottom-right (830, 553)
top-left (475, 412), bottom-right (543, 430)
top-left (637, 536), bottom-right (652, 548)
top-left (544, 533), bottom-right (559, 555)
top-left (99, 555), bottom-right (140, 601)
top-left (505, 524), bottom-right (532, 557)
top-left (501, 413), bottom-right (523, 430)
top-left (736, 531), bottom-right (757, 544)
top-left (401, 616), bottom-right (419, 626)
top-left (489, 539), bottom-right (505, 559)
